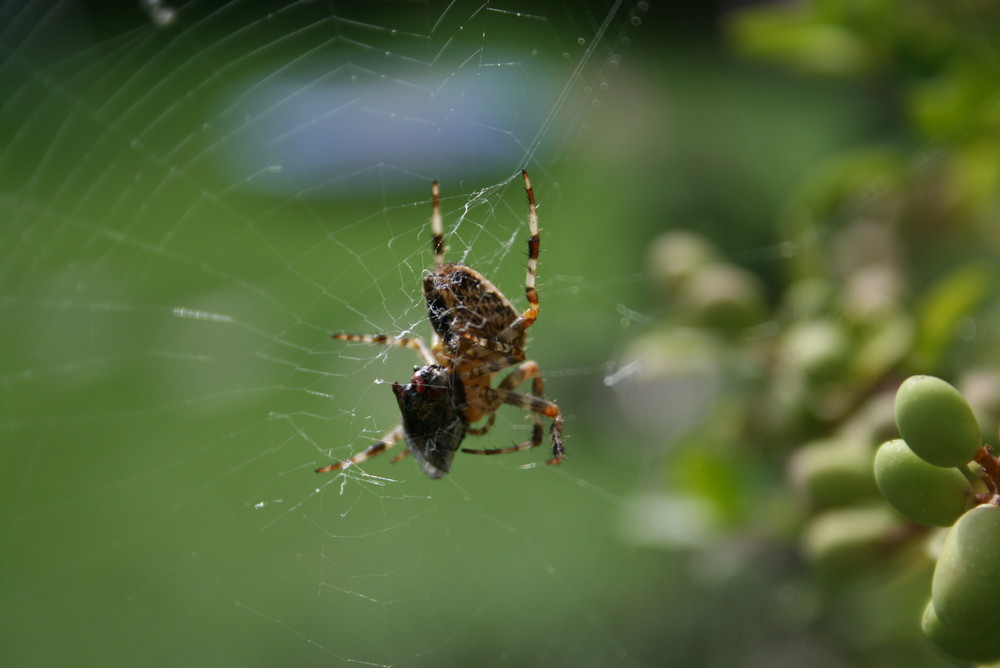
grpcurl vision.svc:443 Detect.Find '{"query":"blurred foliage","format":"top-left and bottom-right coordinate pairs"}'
top-left (8, 1), bottom-right (1000, 666)
top-left (608, 1), bottom-right (1000, 665)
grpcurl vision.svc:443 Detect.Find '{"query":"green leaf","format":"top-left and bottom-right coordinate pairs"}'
top-left (914, 262), bottom-right (993, 368)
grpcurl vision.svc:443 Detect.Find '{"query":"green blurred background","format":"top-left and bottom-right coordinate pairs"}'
top-left (5, 1), bottom-right (1000, 666)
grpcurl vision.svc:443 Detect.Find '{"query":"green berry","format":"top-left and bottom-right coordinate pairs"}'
top-left (675, 263), bottom-right (766, 329)
top-left (922, 599), bottom-right (1000, 663)
top-left (873, 439), bottom-right (972, 527)
top-left (931, 504), bottom-right (1000, 633)
top-left (894, 375), bottom-right (981, 467)
top-left (783, 320), bottom-right (850, 382)
top-left (802, 504), bottom-right (899, 574)
top-left (789, 437), bottom-right (877, 510)
top-left (646, 231), bottom-right (719, 292)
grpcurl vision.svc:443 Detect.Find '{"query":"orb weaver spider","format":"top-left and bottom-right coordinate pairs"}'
top-left (316, 170), bottom-right (566, 478)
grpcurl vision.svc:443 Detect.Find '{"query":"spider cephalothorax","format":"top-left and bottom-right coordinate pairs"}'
top-left (316, 170), bottom-right (565, 478)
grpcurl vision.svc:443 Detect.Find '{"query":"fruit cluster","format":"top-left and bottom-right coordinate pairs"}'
top-left (875, 375), bottom-right (1000, 663)
top-left (630, 223), bottom-right (999, 662)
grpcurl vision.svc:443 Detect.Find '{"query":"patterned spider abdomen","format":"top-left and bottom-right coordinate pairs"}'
top-left (392, 364), bottom-right (468, 478)
top-left (423, 263), bottom-right (525, 355)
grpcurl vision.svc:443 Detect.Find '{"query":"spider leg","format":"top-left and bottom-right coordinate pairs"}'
top-left (460, 356), bottom-right (523, 436)
top-left (457, 331), bottom-right (525, 360)
top-left (315, 425), bottom-right (406, 473)
top-left (333, 333), bottom-right (437, 366)
top-left (461, 361), bottom-right (565, 465)
top-left (390, 449), bottom-right (411, 463)
top-left (463, 360), bottom-right (536, 436)
top-left (431, 179), bottom-right (445, 266)
top-left (462, 354), bottom-right (524, 379)
top-left (465, 413), bottom-right (496, 436)
top-left (496, 170), bottom-right (541, 343)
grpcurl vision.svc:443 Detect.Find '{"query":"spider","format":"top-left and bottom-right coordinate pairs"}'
top-left (316, 170), bottom-right (566, 479)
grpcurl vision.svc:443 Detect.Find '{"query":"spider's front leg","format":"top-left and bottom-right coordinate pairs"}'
top-left (319, 333), bottom-right (438, 474)
top-left (315, 425), bottom-right (407, 473)
top-left (333, 333), bottom-right (438, 366)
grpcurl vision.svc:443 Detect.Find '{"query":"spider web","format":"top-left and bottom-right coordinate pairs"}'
top-left (0, 1), bottom-right (685, 666)
top-left (6, 0), bottom-right (969, 665)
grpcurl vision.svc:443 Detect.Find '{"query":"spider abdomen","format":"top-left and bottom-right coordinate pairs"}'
top-left (423, 263), bottom-right (524, 352)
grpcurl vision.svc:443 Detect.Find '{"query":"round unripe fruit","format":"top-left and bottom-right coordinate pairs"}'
top-left (783, 319), bottom-right (850, 382)
top-left (894, 375), bottom-right (981, 467)
top-left (647, 231), bottom-right (719, 292)
top-left (674, 263), bottom-right (766, 330)
top-left (789, 437), bottom-right (877, 510)
top-left (922, 599), bottom-right (1000, 663)
top-left (802, 504), bottom-right (898, 574)
top-left (873, 439), bottom-right (972, 527)
top-left (931, 504), bottom-right (1000, 633)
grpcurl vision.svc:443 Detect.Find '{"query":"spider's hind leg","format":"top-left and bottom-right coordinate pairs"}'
top-left (431, 180), bottom-right (445, 266)
top-left (461, 361), bottom-right (565, 465)
top-left (457, 331), bottom-right (525, 360)
top-left (459, 354), bottom-right (524, 437)
top-left (494, 170), bottom-right (542, 344)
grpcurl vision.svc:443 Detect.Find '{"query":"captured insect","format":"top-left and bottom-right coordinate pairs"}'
top-left (316, 170), bottom-right (566, 478)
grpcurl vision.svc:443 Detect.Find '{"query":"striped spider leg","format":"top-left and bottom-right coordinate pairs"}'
top-left (459, 359), bottom-right (565, 465)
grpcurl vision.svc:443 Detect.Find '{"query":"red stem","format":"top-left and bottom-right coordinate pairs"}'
top-left (973, 446), bottom-right (1000, 504)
